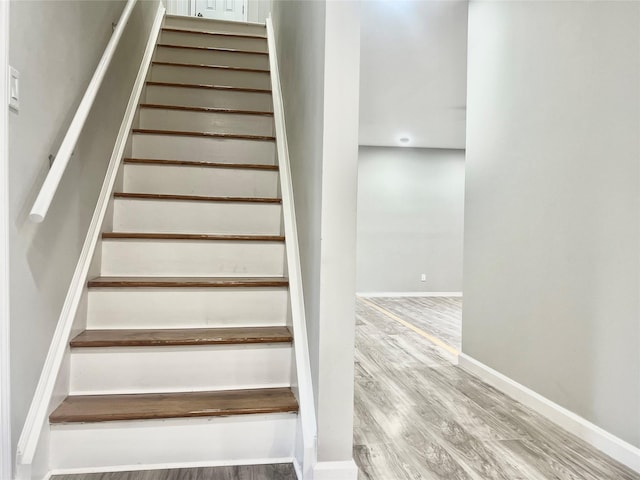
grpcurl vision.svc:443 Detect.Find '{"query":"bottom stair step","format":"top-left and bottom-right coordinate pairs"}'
top-left (70, 326), bottom-right (293, 347)
top-left (50, 387), bottom-right (298, 424)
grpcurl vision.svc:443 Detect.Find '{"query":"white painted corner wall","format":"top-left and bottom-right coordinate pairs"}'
top-left (315, 0), bottom-right (360, 469)
top-left (270, 1), bottom-right (360, 477)
top-left (464, 0), bottom-right (640, 453)
top-left (1, 1), bottom-right (12, 478)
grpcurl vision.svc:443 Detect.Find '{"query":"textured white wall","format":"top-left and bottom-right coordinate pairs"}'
top-left (271, 0), bottom-right (360, 467)
top-left (8, 0), bottom-right (161, 470)
top-left (357, 147), bottom-right (465, 293)
top-left (464, 0), bottom-right (640, 447)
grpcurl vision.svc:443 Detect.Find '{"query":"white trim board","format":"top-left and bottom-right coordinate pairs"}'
top-left (458, 353), bottom-right (640, 474)
top-left (266, 15), bottom-right (317, 480)
top-left (357, 292), bottom-right (462, 298)
top-left (313, 460), bottom-right (358, 480)
top-left (0, 1), bottom-right (12, 479)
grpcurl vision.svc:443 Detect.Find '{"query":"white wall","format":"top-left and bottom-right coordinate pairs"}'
top-left (0, 2), bottom-right (11, 478)
top-left (271, 0), bottom-right (360, 469)
top-left (464, 0), bottom-right (640, 448)
top-left (270, 0), bottom-right (325, 431)
top-left (359, 0), bottom-right (468, 149)
top-left (8, 0), bottom-right (160, 473)
top-left (357, 146), bottom-right (465, 293)
top-left (247, 0), bottom-right (269, 23)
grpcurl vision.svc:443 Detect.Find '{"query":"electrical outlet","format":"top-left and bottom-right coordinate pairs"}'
top-left (420, 274), bottom-right (426, 282)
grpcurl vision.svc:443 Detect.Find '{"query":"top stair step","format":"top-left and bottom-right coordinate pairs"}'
top-left (50, 387), bottom-right (298, 424)
top-left (160, 28), bottom-right (268, 52)
top-left (157, 44), bottom-right (268, 56)
top-left (162, 27), bottom-right (267, 40)
top-left (164, 15), bottom-right (267, 37)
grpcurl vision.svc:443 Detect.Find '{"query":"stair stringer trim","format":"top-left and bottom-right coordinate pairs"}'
top-left (14, 5), bottom-right (166, 479)
top-left (266, 16), bottom-right (318, 480)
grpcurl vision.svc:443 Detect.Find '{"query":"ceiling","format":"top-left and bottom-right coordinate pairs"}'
top-left (359, 0), bottom-right (469, 150)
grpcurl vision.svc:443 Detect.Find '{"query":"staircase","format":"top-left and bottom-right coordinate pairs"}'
top-left (48, 15), bottom-right (301, 472)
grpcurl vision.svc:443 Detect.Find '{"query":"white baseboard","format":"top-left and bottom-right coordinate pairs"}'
top-left (357, 292), bottom-right (462, 298)
top-left (293, 458), bottom-right (302, 480)
top-left (313, 460), bottom-right (358, 480)
top-left (458, 353), bottom-right (640, 474)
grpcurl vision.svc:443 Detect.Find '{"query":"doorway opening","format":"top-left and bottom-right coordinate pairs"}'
top-left (354, 0), bottom-right (467, 476)
top-left (165, 0), bottom-right (266, 24)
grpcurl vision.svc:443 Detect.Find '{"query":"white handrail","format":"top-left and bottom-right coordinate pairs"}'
top-left (266, 16), bottom-right (317, 478)
top-left (29, 0), bottom-right (138, 223)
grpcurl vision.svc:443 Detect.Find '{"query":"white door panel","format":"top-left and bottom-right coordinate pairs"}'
top-left (194, 0), bottom-right (247, 22)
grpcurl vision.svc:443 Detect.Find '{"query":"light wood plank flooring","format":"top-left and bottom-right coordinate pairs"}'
top-left (51, 464), bottom-right (297, 480)
top-left (354, 296), bottom-right (640, 480)
top-left (52, 296), bottom-right (639, 480)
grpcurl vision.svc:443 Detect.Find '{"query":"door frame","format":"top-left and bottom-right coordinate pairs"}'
top-left (0, 0), bottom-right (11, 479)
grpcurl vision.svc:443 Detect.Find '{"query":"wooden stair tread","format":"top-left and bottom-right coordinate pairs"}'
top-left (139, 104), bottom-right (273, 116)
top-left (102, 233), bottom-right (285, 241)
top-left (132, 129), bottom-right (275, 141)
top-left (165, 14), bottom-right (266, 29)
top-left (146, 81), bottom-right (272, 94)
top-left (123, 158), bottom-right (278, 170)
top-left (153, 61), bottom-right (269, 74)
top-left (113, 192), bottom-right (281, 203)
top-left (49, 387), bottom-right (297, 424)
top-left (157, 44), bottom-right (268, 56)
top-left (162, 27), bottom-right (267, 40)
top-left (87, 277), bottom-right (289, 288)
top-left (70, 326), bottom-right (292, 348)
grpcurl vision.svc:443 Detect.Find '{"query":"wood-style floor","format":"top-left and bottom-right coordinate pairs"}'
top-left (53, 296), bottom-right (640, 480)
top-left (354, 296), bottom-right (640, 480)
top-left (52, 464), bottom-right (297, 480)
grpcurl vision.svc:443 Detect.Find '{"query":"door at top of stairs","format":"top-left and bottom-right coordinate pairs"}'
top-left (194, 0), bottom-right (247, 22)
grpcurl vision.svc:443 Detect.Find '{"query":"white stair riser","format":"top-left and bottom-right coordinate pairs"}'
top-left (139, 108), bottom-right (274, 136)
top-left (151, 63), bottom-right (271, 90)
top-left (164, 16), bottom-right (268, 36)
top-left (161, 30), bottom-right (268, 52)
top-left (124, 163), bottom-right (279, 197)
top-left (50, 413), bottom-right (296, 470)
top-left (70, 344), bottom-right (292, 394)
top-left (144, 84), bottom-right (273, 111)
top-left (155, 46), bottom-right (269, 70)
top-left (87, 288), bottom-right (288, 329)
top-left (101, 240), bottom-right (285, 277)
top-left (132, 133), bottom-right (276, 165)
top-left (113, 198), bottom-right (282, 235)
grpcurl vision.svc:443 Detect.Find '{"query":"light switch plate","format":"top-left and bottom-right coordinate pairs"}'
top-left (8, 66), bottom-right (19, 111)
